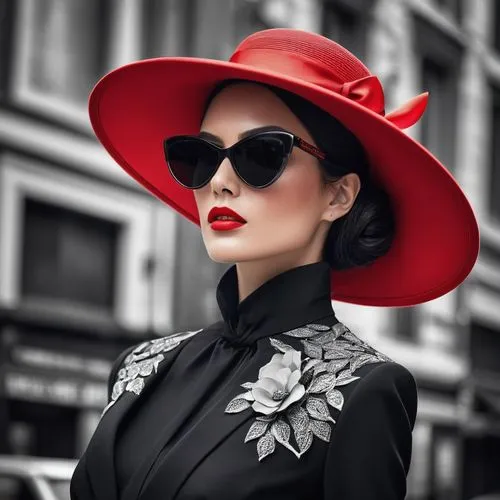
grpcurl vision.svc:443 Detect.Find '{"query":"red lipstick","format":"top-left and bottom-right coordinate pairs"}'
top-left (208, 206), bottom-right (247, 231)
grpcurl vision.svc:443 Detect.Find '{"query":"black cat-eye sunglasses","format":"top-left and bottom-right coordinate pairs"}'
top-left (163, 129), bottom-right (349, 189)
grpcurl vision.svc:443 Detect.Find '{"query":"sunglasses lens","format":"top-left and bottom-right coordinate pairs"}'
top-left (165, 138), bottom-right (219, 188)
top-left (233, 134), bottom-right (290, 187)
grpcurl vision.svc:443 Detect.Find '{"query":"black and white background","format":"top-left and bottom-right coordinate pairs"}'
top-left (0, 1), bottom-right (499, 500)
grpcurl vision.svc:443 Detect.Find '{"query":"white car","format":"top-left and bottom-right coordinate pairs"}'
top-left (0, 455), bottom-right (78, 500)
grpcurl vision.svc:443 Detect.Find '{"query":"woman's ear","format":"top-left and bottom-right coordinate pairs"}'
top-left (322, 173), bottom-right (361, 222)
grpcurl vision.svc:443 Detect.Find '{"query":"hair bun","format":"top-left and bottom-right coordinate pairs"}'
top-left (324, 178), bottom-right (396, 270)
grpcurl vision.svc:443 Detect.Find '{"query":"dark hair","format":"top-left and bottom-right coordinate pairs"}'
top-left (203, 79), bottom-right (396, 271)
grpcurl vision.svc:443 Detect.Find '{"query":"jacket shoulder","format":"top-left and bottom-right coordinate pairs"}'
top-left (275, 320), bottom-right (395, 378)
top-left (224, 321), bottom-right (410, 462)
top-left (106, 328), bottom-right (204, 403)
top-left (322, 355), bottom-right (418, 499)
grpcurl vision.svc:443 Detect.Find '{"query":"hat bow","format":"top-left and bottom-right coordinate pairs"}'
top-left (231, 48), bottom-right (428, 130)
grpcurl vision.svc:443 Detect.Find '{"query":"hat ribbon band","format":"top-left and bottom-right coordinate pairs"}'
top-left (230, 48), bottom-right (386, 115)
top-left (231, 48), bottom-right (429, 130)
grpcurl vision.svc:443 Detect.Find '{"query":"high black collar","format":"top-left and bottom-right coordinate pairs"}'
top-left (216, 261), bottom-right (338, 346)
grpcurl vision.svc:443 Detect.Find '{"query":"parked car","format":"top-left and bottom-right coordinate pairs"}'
top-left (0, 455), bottom-right (77, 500)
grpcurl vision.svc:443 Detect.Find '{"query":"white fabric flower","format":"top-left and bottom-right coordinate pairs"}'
top-left (251, 350), bottom-right (306, 415)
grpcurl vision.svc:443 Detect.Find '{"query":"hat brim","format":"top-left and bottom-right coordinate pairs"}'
top-left (89, 57), bottom-right (479, 307)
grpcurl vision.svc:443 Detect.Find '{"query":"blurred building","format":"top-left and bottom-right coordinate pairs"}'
top-left (0, 1), bottom-right (498, 500)
top-left (0, 0), bottom-right (229, 461)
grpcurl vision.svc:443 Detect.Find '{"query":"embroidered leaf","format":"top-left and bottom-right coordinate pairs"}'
top-left (331, 322), bottom-right (349, 336)
top-left (325, 388), bottom-right (344, 411)
top-left (126, 377), bottom-right (144, 395)
top-left (308, 372), bottom-right (336, 393)
top-left (150, 340), bottom-right (169, 355)
top-left (306, 323), bottom-right (332, 332)
top-left (233, 391), bottom-right (254, 401)
top-left (287, 404), bottom-right (310, 433)
top-left (283, 326), bottom-right (321, 338)
top-left (241, 381), bottom-right (254, 390)
top-left (269, 337), bottom-right (295, 353)
top-left (164, 340), bottom-right (181, 352)
top-left (133, 341), bottom-right (150, 354)
top-left (124, 353), bottom-right (135, 365)
top-left (137, 358), bottom-right (155, 377)
top-left (133, 351), bottom-right (152, 362)
top-left (111, 380), bottom-right (126, 401)
top-left (325, 358), bottom-right (350, 374)
top-left (245, 420), bottom-right (269, 442)
top-left (335, 339), bottom-right (365, 351)
top-left (296, 429), bottom-right (313, 455)
top-left (309, 419), bottom-right (331, 442)
top-left (312, 331), bottom-right (338, 345)
top-left (313, 363), bottom-right (329, 376)
top-left (126, 363), bottom-right (141, 379)
top-left (335, 370), bottom-right (361, 386)
top-left (299, 369), bottom-right (314, 388)
top-left (306, 396), bottom-right (335, 423)
top-left (270, 417), bottom-right (291, 445)
top-left (303, 358), bottom-right (322, 372)
top-left (302, 340), bottom-right (323, 359)
top-left (350, 353), bottom-right (381, 372)
top-left (225, 397), bottom-right (251, 413)
top-left (323, 348), bottom-right (352, 360)
top-left (257, 431), bottom-right (276, 461)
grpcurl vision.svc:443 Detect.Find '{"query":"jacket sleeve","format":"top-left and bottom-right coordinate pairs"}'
top-left (106, 344), bottom-right (137, 402)
top-left (323, 361), bottom-right (418, 500)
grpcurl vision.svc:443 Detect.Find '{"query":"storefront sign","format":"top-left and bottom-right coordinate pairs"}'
top-left (2, 367), bottom-right (107, 408)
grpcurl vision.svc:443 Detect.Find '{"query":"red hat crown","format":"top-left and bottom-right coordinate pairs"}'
top-left (229, 29), bottom-right (428, 129)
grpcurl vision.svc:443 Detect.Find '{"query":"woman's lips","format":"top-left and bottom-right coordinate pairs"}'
top-left (210, 220), bottom-right (246, 231)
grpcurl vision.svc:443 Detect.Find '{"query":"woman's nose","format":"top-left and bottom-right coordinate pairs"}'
top-left (209, 157), bottom-right (241, 195)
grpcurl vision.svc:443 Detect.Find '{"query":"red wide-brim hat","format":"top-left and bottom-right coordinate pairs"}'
top-left (89, 28), bottom-right (479, 307)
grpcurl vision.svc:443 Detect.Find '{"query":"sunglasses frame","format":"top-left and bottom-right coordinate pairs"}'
top-left (163, 129), bottom-right (349, 190)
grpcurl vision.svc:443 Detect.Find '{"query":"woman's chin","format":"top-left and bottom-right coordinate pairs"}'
top-left (206, 248), bottom-right (247, 264)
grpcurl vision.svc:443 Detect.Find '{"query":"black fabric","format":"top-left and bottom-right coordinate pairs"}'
top-left (70, 261), bottom-right (418, 500)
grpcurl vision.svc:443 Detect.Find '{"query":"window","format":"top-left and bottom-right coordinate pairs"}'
top-left (21, 198), bottom-right (119, 313)
top-left (322, 0), bottom-right (374, 59)
top-left (470, 321), bottom-right (500, 374)
top-left (12, 0), bottom-right (110, 126)
top-left (433, 0), bottom-right (462, 23)
top-left (429, 426), bottom-right (460, 500)
top-left (414, 14), bottom-right (463, 173)
top-left (141, 0), bottom-right (196, 58)
top-left (494, 1), bottom-right (500, 53)
top-left (0, 0), bottom-right (15, 98)
top-left (394, 307), bottom-right (419, 341)
top-left (489, 84), bottom-right (500, 223)
top-left (1, 155), bottom-right (169, 331)
top-left (420, 57), bottom-right (456, 169)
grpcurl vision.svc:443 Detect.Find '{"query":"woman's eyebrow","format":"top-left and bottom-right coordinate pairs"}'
top-left (197, 125), bottom-right (289, 145)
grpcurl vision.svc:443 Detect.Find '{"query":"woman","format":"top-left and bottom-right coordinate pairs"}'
top-left (70, 28), bottom-right (479, 500)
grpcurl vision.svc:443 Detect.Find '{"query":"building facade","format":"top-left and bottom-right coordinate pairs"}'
top-left (0, 1), bottom-right (498, 499)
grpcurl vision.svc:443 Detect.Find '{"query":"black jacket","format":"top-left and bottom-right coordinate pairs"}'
top-left (70, 261), bottom-right (418, 500)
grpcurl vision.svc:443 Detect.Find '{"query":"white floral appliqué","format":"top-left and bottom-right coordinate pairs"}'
top-left (225, 322), bottom-right (392, 461)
